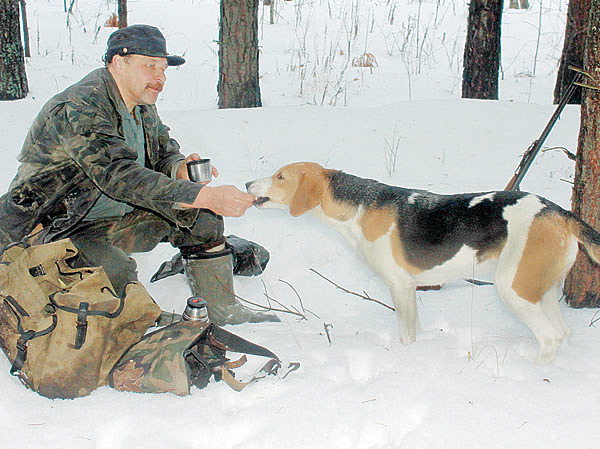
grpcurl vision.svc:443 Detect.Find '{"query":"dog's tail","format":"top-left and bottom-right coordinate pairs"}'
top-left (566, 211), bottom-right (600, 265)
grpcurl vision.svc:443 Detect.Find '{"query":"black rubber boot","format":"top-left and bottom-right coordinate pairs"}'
top-left (182, 247), bottom-right (279, 325)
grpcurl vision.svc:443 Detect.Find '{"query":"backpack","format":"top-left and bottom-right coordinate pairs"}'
top-left (0, 239), bottom-right (161, 399)
top-left (109, 320), bottom-right (285, 395)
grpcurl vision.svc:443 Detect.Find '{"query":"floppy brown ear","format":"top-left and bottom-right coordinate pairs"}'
top-left (290, 173), bottom-right (323, 217)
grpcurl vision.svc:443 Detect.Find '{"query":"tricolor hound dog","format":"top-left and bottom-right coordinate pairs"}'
top-left (246, 162), bottom-right (600, 363)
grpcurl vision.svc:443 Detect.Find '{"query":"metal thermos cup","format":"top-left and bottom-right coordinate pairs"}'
top-left (187, 159), bottom-right (212, 183)
top-left (182, 296), bottom-right (209, 322)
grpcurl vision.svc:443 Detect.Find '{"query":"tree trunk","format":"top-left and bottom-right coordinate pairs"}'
top-left (0, 0), bottom-right (28, 101)
top-left (461, 0), bottom-right (504, 100)
top-left (118, 0), bottom-right (127, 29)
top-left (509, 0), bottom-right (528, 8)
top-left (554, 0), bottom-right (589, 104)
top-left (563, 0), bottom-right (600, 308)
top-left (218, 0), bottom-right (262, 109)
top-left (19, 0), bottom-right (30, 57)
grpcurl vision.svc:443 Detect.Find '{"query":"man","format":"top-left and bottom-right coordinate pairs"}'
top-left (0, 24), bottom-right (277, 325)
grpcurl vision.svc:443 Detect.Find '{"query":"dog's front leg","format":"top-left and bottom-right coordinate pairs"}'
top-left (389, 284), bottom-right (418, 345)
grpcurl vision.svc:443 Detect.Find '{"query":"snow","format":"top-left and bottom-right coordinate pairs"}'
top-left (1, 0), bottom-right (599, 448)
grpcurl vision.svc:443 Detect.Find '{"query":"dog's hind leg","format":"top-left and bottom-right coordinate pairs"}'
top-left (494, 275), bottom-right (564, 364)
top-left (389, 284), bottom-right (418, 345)
top-left (541, 281), bottom-right (572, 342)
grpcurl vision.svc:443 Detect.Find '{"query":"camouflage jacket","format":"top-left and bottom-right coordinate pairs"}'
top-left (0, 68), bottom-right (202, 245)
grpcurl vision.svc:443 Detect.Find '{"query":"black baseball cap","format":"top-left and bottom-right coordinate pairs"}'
top-left (105, 24), bottom-right (185, 66)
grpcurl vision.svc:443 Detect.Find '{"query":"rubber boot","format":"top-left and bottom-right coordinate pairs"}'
top-left (182, 247), bottom-right (279, 325)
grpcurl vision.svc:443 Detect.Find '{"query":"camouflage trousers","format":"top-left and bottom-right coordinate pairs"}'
top-left (66, 208), bottom-right (224, 295)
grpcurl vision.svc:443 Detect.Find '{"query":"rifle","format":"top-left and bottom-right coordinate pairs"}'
top-left (505, 69), bottom-right (583, 191)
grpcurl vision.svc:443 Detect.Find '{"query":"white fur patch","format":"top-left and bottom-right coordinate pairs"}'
top-left (407, 193), bottom-right (420, 204)
top-left (414, 245), bottom-right (495, 285)
top-left (469, 192), bottom-right (496, 208)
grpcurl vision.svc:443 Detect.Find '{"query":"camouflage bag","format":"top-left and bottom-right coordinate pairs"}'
top-left (0, 239), bottom-right (161, 399)
top-left (109, 320), bottom-right (283, 395)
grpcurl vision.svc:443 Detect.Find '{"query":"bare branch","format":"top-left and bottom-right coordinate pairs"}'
top-left (279, 278), bottom-right (306, 313)
top-left (236, 291), bottom-right (307, 319)
top-left (211, 273), bottom-right (307, 319)
top-left (310, 268), bottom-right (395, 312)
top-left (541, 146), bottom-right (576, 161)
top-left (589, 310), bottom-right (600, 328)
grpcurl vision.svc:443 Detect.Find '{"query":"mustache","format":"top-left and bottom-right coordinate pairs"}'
top-left (146, 82), bottom-right (163, 92)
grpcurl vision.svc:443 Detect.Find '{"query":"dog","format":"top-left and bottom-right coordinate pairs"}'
top-left (246, 162), bottom-right (600, 363)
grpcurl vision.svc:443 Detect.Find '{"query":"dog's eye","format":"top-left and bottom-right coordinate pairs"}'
top-left (276, 173), bottom-right (284, 181)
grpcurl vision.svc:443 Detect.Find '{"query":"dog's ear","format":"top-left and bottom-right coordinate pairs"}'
top-left (290, 172), bottom-right (323, 217)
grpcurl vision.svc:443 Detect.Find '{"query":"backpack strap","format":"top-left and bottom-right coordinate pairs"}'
top-left (73, 302), bottom-right (89, 350)
top-left (47, 289), bottom-right (124, 349)
top-left (9, 314), bottom-right (57, 375)
top-left (179, 323), bottom-right (281, 391)
top-left (220, 356), bottom-right (281, 392)
top-left (48, 287), bottom-right (125, 319)
top-left (208, 325), bottom-right (280, 361)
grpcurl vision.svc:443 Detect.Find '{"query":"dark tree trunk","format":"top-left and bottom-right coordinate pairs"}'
top-left (118, 0), bottom-right (127, 29)
top-left (564, 0), bottom-right (600, 307)
top-left (19, 0), bottom-right (30, 57)
top-left (0, 0), bottom-right (28, 101)
top-left (461, 0), bottom-right (504, 100)
top-left (218, 0), bottom-right (262, 109)
top-left (554, 0), bottom-right (589, 104)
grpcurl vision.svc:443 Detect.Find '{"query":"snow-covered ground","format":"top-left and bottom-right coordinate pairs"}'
top-left (1, 0), bottom-right (599, 448)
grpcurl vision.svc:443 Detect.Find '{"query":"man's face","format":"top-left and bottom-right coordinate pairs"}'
top-left (111, 54), bottom-right (168, 111)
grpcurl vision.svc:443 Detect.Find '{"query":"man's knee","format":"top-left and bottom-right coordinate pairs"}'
top-left (69, 236), bottom-right (139, 295)
top-left (104, 256), bottom-right (138, 294)
top-left (171, 210), bottom-right (225, 249)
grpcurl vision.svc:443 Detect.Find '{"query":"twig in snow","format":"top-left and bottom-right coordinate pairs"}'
top-left (236, 290), bottom-right (306, 319)
top-left (323, 323), bottom-right (333, 345)
top-left (309, 268), bottom-right (395, 312)
top-left (589, 310), bottom-right (600, 328)
top-left (278, 278), bottom-right (320, 319)
top-left (210, 273), bottom-right (309, 320)
top-left (279, 278), bottom-right (306, 314)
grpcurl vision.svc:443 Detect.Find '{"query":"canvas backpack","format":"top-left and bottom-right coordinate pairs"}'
top-left (0, 239), bottom-right (161, 399)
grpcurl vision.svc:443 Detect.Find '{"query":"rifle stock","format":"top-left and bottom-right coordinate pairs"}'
top-left (504, 173), bottom-right (518, 191)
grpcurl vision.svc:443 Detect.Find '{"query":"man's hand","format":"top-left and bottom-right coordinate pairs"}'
top-left (180, 185), bottom-right (256, 217)
top-left (176, 153), bottom-right (219, 182)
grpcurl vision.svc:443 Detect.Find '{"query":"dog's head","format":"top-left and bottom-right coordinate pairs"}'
top-left (246, 162), bottom-right (328, 216)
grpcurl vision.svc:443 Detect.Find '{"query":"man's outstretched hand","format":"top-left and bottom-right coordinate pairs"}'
top-left (180, 185), bottom-right (256, 217)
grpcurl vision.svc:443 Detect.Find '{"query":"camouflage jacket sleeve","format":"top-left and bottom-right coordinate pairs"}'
top-left (57, 99), bottom-right (202, 227)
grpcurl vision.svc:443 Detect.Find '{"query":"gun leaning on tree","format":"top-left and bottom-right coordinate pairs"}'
top-left (464, 69), bottom-right (587, 288)
top-left (505, 69), bottom-right (584, 191)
